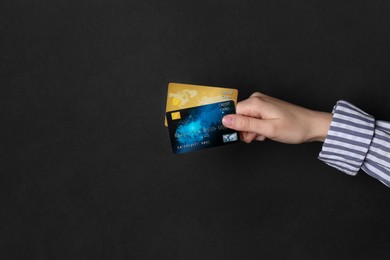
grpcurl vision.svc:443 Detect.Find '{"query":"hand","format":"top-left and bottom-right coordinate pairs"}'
top-left (222, 92), bottom-right (333, 144)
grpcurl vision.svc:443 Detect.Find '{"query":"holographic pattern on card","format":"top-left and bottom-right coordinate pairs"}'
top-left (166, 100), bottom-right (239, 154)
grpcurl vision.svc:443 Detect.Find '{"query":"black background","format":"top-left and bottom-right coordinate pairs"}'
top-left (1, 0), bottom-right (390, 259)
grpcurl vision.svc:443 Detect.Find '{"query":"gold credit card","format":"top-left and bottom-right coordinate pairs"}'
top-left (164, 82), bottom-right (238, 126)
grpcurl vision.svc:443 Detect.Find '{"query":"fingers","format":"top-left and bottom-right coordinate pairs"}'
top-left (240, 132), bottom-right (266, 143)
top-left (226, 92), bottom-right (272, 143)
top-left (222, 114), bottom-right (275, 137)
top-left (240, 132), bottom-right (257, 143)
top-left (255, 135), bottom-right (266, 141)
top-left (235, 92), bottom-right (270, 117)
top-left (236, 96), bottom-right (265, 118)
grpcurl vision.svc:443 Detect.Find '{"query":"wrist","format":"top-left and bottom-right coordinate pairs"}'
top-left (307, 110), bottom-right (333, 142)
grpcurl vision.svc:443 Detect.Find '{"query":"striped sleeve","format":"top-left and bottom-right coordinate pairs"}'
top-left (318, 100), bottom-right (390, 187)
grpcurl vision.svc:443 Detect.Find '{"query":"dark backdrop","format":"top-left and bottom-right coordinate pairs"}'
top-left (1, 0), bottom-right (390, 259)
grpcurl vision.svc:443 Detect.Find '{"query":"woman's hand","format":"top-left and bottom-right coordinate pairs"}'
top-left (222, 92), bottom-right (333, 144)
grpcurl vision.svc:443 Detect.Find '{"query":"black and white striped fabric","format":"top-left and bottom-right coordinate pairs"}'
top-left (319, 101), bottom-right (390, 187)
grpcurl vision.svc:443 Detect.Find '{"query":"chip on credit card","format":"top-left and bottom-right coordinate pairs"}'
top-left (166, 100), bottom-right (240, 154)
top-left (164, 82), bottom-right (238, 126)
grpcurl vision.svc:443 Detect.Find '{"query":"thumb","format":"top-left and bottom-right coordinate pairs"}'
top-left (222, 114), bottom-right (274, 137)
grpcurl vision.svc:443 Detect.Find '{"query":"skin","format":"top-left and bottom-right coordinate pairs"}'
top-left (222, 92), bottom-right (333, 144)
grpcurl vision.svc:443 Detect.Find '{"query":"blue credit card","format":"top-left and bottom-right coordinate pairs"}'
top-left (166, 100), bottom-right (240, 154)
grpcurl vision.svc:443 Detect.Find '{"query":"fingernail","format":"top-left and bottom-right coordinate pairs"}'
top-left (222, 115), bottom-right (233, 126)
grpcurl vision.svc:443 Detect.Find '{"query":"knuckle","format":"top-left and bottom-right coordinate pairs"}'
top-left (248, 96), bottom-right (262, 106)
top-left (250, 92), bottom-right (264, 98)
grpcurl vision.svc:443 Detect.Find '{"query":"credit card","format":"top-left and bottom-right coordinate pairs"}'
top-left (164, 82), bottom-right (238, 126)
top-left (166, 100), bottom-right (240, 154)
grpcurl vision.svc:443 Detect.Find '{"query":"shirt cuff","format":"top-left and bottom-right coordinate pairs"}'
top-left (318, 100), bottom-right (375, 176)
